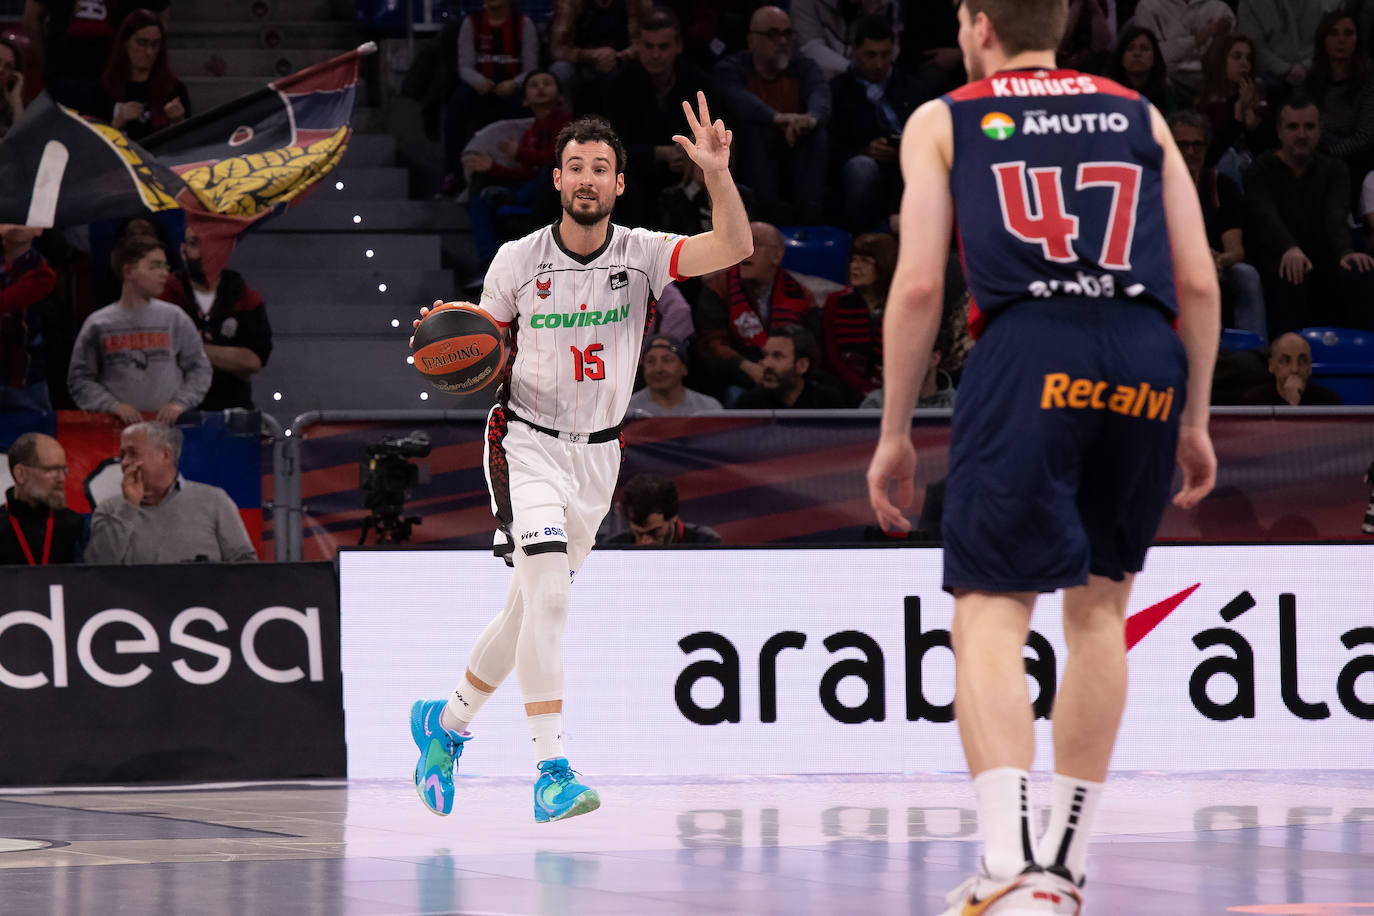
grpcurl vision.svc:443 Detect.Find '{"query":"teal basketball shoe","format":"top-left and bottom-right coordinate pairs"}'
top-left (533, 758), bottom-right (601, 823)
top-left (410, 699), bottom-right (470, 816)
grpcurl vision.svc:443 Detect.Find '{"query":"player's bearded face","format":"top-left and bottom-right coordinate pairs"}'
top-left (556, 143), bottom-right (622, 227)
top-left (561, 180), bottom-right (616, 226)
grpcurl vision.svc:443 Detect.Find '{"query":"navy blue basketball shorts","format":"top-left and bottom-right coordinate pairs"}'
top-left (942, 298), bottom-right (1188, 593)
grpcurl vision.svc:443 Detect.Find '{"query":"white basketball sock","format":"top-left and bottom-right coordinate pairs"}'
top-left (528, 713), bottom-right (565, 763)
top-left (1037, 774), bottom-right (1103, 885)
top-left (972, 767), bottom-right (1036, 881)
top-left (442, 674), bottom-right (492, 734)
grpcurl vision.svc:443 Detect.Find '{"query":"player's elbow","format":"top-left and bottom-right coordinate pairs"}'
top-left (734, 234), bottom-right (754, 263)
top-left (1176, 270), bottom-right (1221, 315)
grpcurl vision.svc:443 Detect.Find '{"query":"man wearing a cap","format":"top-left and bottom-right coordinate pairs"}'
top-left (627, 335), bottom-right (723, 416)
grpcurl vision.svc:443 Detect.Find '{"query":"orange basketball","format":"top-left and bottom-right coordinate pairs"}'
top-left (411, 303), bottom-right (505, 395)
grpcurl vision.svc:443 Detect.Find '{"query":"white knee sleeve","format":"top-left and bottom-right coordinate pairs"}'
top-left (466, 576), bottom-right (522, 688)
top-left (514, 549), bottom-right (571, 704)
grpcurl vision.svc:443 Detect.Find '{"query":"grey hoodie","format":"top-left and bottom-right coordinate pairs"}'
top-left (67, 298), bottom-right (212, 412)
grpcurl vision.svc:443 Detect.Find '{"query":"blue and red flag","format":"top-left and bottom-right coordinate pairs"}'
top-left (141, 42), bottom-right (377, 285)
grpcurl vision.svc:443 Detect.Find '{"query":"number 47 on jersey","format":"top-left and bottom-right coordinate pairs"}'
top-left (993, 159), bottom-right (1142, 271)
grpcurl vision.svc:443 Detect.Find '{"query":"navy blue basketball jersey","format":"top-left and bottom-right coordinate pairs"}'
top-left (943, 68), bottom-right (1178, 336)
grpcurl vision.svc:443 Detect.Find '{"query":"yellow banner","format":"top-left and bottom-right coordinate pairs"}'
top-left (180, 128), bottom-right (350, 218)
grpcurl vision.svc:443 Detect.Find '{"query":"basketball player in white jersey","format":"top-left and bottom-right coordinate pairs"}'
top-left (409, 93), bottom-right (752, 822)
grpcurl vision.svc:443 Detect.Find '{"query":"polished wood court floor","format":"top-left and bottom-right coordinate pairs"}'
top-left (1, 771), bottom-right (1372, 915)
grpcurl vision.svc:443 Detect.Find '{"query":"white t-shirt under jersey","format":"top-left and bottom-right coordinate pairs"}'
top-left (480, 223), bottom-right (687, 433)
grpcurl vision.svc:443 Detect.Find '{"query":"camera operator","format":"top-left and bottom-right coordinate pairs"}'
top-left (86, 422), bottom-right (257, 564)
top-left (359, 431), bottom-right (431, 545)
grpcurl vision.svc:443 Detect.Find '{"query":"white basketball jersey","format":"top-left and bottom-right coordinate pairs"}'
top-left (480, 223), bottom-right (686, 432)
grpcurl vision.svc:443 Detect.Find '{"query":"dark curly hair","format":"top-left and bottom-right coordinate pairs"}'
top-left (554, 115), bottom-right (628, 173)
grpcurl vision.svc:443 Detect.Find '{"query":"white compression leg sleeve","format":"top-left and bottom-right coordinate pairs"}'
top-left (466, 576), bottom-right (524, 687)
top-left (442, 577), bottom-right (523, 733)
top-left (513, 549), bottom-right (571, 705)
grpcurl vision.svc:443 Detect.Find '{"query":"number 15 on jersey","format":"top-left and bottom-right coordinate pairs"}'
top-left (570, 343), bottom-right (605, 381)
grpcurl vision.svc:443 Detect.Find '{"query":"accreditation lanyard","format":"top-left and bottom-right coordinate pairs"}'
top-left (7, 507), bottom-right (53, 566)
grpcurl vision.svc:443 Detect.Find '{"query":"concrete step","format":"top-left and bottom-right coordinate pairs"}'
top-left (261, 198), bottom-right (469, 232)
top-left (234, 232), bottom-right (441, 269)
top-left (257, 338), bottom-right (496, 413)
top-left (171, 21), bottom-right (361, 49)
top-left (269, 302), bottom-right (435, 335)
top-left (182, 76), bottom-right (277, 112)
top-left (169, 47), bottom-right (343, 80)
top-left (247, 268), bottom-right (457, 305)
top-left (174, 0), bottom-right (353, 25)
top-left (339, 133), bottom-right (398, 167)
top-left (322, 167), bottom-right (409, 199)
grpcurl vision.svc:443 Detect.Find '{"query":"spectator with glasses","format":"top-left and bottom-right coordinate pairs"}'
top-left (715, 5), bottom-right (831, 224)
top-left (82, 9), bottom-right (190, 142)
top-left (0, 432), bottom-right (88, 566)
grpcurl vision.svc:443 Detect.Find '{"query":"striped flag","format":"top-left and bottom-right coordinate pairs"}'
top-left (143, 42), bottom-right (376, 285)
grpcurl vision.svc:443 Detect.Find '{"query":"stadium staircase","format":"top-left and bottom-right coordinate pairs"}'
top-left (173, 0), bottom-right (481, 412)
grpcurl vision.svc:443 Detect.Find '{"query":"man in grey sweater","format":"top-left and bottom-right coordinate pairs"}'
top-left (67, 234), bottom-right (211, 425)
top-left (85, 421), bottom-right (258, 564)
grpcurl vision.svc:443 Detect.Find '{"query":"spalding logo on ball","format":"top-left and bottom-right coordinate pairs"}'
top-left (411, 302), bottom-right (505, 394)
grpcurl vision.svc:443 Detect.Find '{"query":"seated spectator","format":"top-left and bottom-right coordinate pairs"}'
top-left (1108, 27), bottom-right (1183, 113)
top-left (645, 282), bottom-right (696, 345)
top-left (0, 225), bottom-right (57, 412)
top-left (602, 8), bottom-right (717, 227)
top-left (715, 6), bottom-right (831, 224)
top-left (464, 69), bottom-right (572, 260)
top-left (1131, 0), bottom-right (1234, 92)
top-left (1244, 94), bottom-right (1374, 336)
top-left (1308, 11), bottom-right (1374, 192)
top-left (1058, 0), bottom-right (1114, 72)
top-left (601, 473), bottom-right (721, 545)
top-left (821, 232), bottom-right (897, 397)
top-left (896, 0), bottom-right (963, 95)
top-left (734, 325), bottom-right (848, 409)
top-left (1241, 331), bottom-right (1344, 404)
top-left (0, 34), bottom-right (25, 139)
top-left (440, 0), bottom-right (539, 197)
top-left (858, 311), bottom-right (959, 410)
top-left (83, 10), bottom-right (189, 142)
top-left (829, 16), bottom-right (931, 234)
top-left (791, 0), bottom-right (902, 80)
top-left (657, 158), bottom-right (757, 241)
top-left (1196, 31), bottom-right (1274, 180)
top-left (627, 334), bottom-right (722, 416)
top-left (85, 421), bottom-right (257, 564)
top-left (160, 224), bottom-right (272, 411)
top-left (1169, 111), bottom-right (1268, 336)
top-left (0, 432), bottom-right (87, 565)
top-left (1239, 0), bottom-right (1334, 89)
top-left (695, 221), bottom-right (821, 398)
top-left (24, 0), bottom-right (119, 108)
top-left (67, 234), bottom-right (211, 425)
top-left (549, 0), bottom-right (649, 115)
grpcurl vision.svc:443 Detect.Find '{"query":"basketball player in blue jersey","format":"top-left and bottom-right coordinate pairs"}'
top-left (867, 2), bottom-right (1219, 913)
top-left (406, 94), bottom-right (752, 824)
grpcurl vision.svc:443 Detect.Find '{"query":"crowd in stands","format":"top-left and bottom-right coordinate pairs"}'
top-left (0, 0), bottom-right (273, 565)
top-left (3, 0), bottom-right (1374, 564)
top-left (413, 0), bottom-right (1374, 413)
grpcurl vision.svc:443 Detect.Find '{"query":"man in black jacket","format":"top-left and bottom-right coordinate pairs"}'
top-left (602, 7), bottom-right (717, 227)
top-left (828, 15), bottom-right (933, 233)
top-left (1, 432), bottom-right (87, 565)
top-left (161, 225), bottom-right (273, 411)
top-left (1244, 95), bottom-right (1374, 337)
